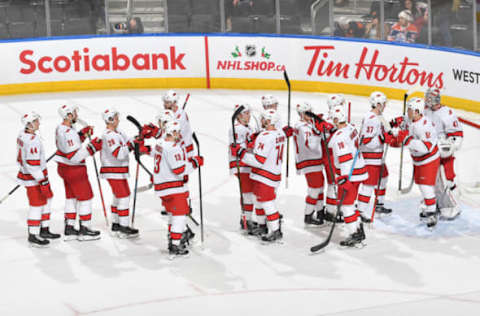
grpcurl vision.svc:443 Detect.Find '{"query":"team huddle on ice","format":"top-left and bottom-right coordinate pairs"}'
top-left (14, 87), bottom-right (463, 254)
top-left (229, 89), bottom-right (463, 248)
top-left (16, 90), bottom-right (203, 257)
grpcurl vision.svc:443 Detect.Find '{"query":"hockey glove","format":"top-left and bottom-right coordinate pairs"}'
top-left (389, 116), bottom-right (404, 128)
top-left (87, 137), bottom-right (102, 155)
top-left (282, 126), bottom-right (294, 137)
top-left (230, 144), bottom-right (246, 159)
top-left (189, 155), bottom-right (204, 168)
top-left (140, 124), bottom-right (159, 139)
top-left (247, 132), bottom-right (259, 149)
top-left (39, 178), bottom-right (53, 199)
top-left (134, 139), bottom-right (151, 155)
top-left (78, 126), bottom-right (94, 142)
top-left (314, 120), bottom-right (334, 135)
top-left (337, 175), bottom-right (353, 193)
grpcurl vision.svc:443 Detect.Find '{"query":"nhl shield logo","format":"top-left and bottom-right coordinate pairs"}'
top-left (245, 45), bottom-right (256, 57)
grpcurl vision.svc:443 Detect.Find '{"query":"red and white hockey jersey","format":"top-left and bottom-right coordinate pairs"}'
top-left (329, 125), bottom-right (368, 183)
top-left (100, 129), bottom-right (132, 179)
top-left (173, 109), bottom-right (194, 157)
top-left (293, 121), bottom-right (323, 175)
top-left (152, 138), bottom-right (193, 197)
top-left (54, 124), bottom-right (91, 166)
top-left (360, 111), bottom-right (386, 166)
top-left (228, 122), bottom-right (254, 175)
top-left (16, 131), bottom-right (48, 187)
top-left (425, 106), bottom-right (463, 139)
top-left (404, 115), bottom-right (439, 166)
top-left (241, 129), bottom-right (286, 188)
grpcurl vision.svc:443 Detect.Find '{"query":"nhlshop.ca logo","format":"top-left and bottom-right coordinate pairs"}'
top-left (19, 46), bottom-right (186, 74)
top-left (217, 44), bottom-right (285, 72)
top-left (305, 45), bottom-right (444, 89)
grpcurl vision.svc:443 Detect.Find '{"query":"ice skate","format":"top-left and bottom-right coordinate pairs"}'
top-left (40, 227), bottom-right (61, 239)
top-left (261, 229), bottom-right (283, 244)
top-left (420, 211), bottom-right (439, 229)
top-left (304, 213), bottom-right (324, 226)
top-left (168, 243), bottom-right (189, 260)
top-left (324, 212), bottom-right (343, 224)
top-left (340, 227), bottom-right (365, 248)
top-left (315, 207), bottom-right (325, 222)
top-left (28, 234), bottom-right (49, 248)
top-left (78, 226), bottom-right (101, 241)
top-left (111, 223), bottom-right (120, 237)
top-left (181, 226), bottom-right (195, 246)
top-left (118, 226), bottom-right (139, 239)
top-left (248, 224), bottom-right (267, 237)
top-left (64, 225), bottom-right (79, 241)
top-left (375, 203), bottom-right (392, 215)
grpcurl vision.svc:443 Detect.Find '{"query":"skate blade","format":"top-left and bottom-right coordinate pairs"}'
top-left (168, 253), bottom-right (190, 260)
top-left (29, 242), bottom-right (49, 248)
top-left (78, 235), bottom-right (101, 242)
top-left (63, 235), bottom-right (79, 242)
top-left (339, 241), bottom-right (367, 249)
top-left (118, 233), bottom-right (140, 240)
top-left (261, 239), bottom-right (284, 245)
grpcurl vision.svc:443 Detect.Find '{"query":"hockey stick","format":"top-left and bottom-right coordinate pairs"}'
top-left (0, 152), bottom-right (56, 204)
top-left (182, 93), bottom-right (191, 110)
top-left (76, 118), bottom-right (109, 228)
top-left (283, 70), bottom-right (291, 189)
top-left (370, 144), bottom-right (389, 223)
top-left (192, 132), bottom-right (204, 244)
top-left (232, 105), bottom-right (248, 230)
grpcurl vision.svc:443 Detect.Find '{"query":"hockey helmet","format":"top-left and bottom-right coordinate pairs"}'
top-left (327, 94), bottom-right (346, 110)
top-left (260, 109), bottom-right (280, 125)
top-left (330, 105), bottom-right (347, 123)
top-left (156, 109), bottom-right (175, 125)
top-left (163, 89), bottom-right (179, 104)
top-left (407, 97), bottom-right (425, 115)
top-left (58, 104), bottom-right (79, 119)
top-left (102, 108), bottom-right (119, 123)
top-left (234, 103), bottom-right (251, 114)
top-left (398, 9), bottom-right (413, 22)
top-left (261, 95), bottom-right (278, 109)
top-left (369, 91), bottom-right (387, 109)
top-left (296, 101), bottom-right (312, 114)
top-left (425, 88), bottom-right (441, 108)
top-left (164, 120), bottom-right (181, 136)
top-left (21, 111), bottom-right (41, 128)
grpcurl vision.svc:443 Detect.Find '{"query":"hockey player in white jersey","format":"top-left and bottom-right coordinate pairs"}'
top-left (54, 104), bottom-right (103, 241)
top-left (357, 91), bottom-right (392, 222)
top-left (424, 88), bottom-right (463, 220)
top-left (140, 109), bottom-right (175, 140)
top-left (328, 105), bottom-right (368, 247)
top-left (16, 112), bottom-right (60, 247)
top-left (228, 104), bottom-right (256, 230)
top-left (230, 109), bottom-right (288, 242)
top-left (99, 108), bottom-right (139, 238)
top-left (293, 102), bottom-right (324, 226)
top-left (386, 98), bottom-right (441, 228)
top-left (151, 120), bottom-right (204, 256)
top-left (162, 90), bottom-right (195, 158)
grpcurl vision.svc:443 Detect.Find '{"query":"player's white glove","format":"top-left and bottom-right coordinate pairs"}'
top-left (449, 136), bottom-right (463, 152)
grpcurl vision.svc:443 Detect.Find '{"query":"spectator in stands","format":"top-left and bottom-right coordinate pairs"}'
top-left (387, 10), bottom-right (418, 43)
top-left (114, 17), bottom-right (144, 34)
top-left (431, 0), bottom-right (459, 47)
top-left (363, 1), bottom-right (381, 39)
top-left (396, 0), bottom-right (428, 33)
top-left (334, 17), bottom-right (367, 38)
top-left (226, 0), bottom-right (253, 31)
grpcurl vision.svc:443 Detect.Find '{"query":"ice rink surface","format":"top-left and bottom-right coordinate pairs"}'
top-left (1, 89), bottom-right (480, 316)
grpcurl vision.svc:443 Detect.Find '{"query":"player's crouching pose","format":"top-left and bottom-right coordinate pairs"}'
top-left (99, 109), bottom-right (139, 238)
top-left (357, 92), bottom-right (392, 222)
top-left (231, 109), bottom-right (289, 243)
top-left (17, 112), bottom-right (60, 247)
top-left (293, 102), bottom-right (324, 226)
top-left (55, 104), bottom-right (102, 241)
top-left (151, 121), bottom-right (204, 256)
top-left (386, 98), bottom-right (441, 228)
top-left (228, 104), bottom-right (256, 230)
top-left (327, 105), bottom-right (368, 247)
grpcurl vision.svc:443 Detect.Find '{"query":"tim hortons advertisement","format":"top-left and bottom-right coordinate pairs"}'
top-left (0, 36), bottom-right (205, 84)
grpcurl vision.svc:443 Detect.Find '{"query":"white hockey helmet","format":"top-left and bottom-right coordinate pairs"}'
top-left (425, 88), bottom-right (441, 108)
top-left (21, 111), bottom-right (41, 128)
top-left (296, 101), bottom-right (312, 114)
top-left (327, 94), bottom-right (346, 110)
top-left (163, 89), bottom-right (179, 104)
top-left (398, 9), bottom-right (413, 22)
top-left (369, 91), bottom-right (387, 108)
top-left (407, 97), bottom-right (425, 115)
top-left (234, 103), bottom-right (251, 114)
top-left (260, 108), bottom-right (280, 125)
top-left (58, 104), bottom-right (79, 119)
top-left (155, 109), bottom-right (175, 124)
top-left (102, 108), bottom-right (119, 123)
top-left (164, 120), bottom-right (181, 136)
top-left (330, 105), bottom-right (347, 123)
top-left (261, 94), bottom-right (278, 109)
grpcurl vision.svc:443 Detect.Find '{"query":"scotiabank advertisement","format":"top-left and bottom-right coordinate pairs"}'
top-left (0, 34), bottom-right (478, 104)
top-left (0, 36), bottom-right (205, 83)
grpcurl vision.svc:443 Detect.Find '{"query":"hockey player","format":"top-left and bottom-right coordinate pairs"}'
top-left (230, 109), bottom-right (287, 242)
top-left (151, 120), bottom-right (204, 256)
top-left (55, 104), bottom-right (103, 241)
top-left (386, 98), bottom-right (440, 228)
top-left (261, 95), bottom-right (278, 111)
top-left (140, 109), bottom-right (175, 140)
top-left (228, 104), bottom-right (256, 230)
top-left (424, 88), bottom-right (463, 220)
top-left (99, 108), bottom-right (139, 238)
top-left (17, 112), bottom-right (60, 247)
top-left (357, 91), bottom-right (392, 222)
top-left (162, 90), bottom-right (195, 158)
top-left (328, 105), bottom-right (368, 246)
top-left (293, 102), bottom-right (324, 225)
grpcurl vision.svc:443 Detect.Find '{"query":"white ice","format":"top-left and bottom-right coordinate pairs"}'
top-left (1, 89), bottom-right (480, 316)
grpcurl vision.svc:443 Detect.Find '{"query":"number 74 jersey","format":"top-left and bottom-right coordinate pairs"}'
top-left (241, 129), bottom-right (286, 188)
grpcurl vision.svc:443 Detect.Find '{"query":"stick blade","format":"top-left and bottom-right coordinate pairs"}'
top-left (310, 241), bottom-right (328, 253)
